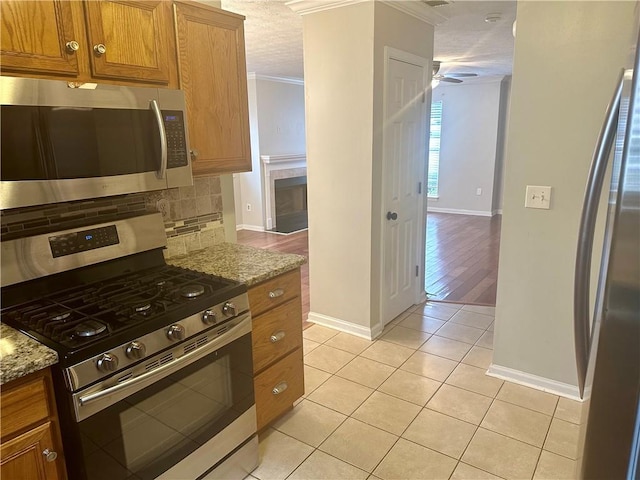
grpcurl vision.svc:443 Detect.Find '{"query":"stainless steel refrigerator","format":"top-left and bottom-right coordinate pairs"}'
top-left (574, 32), bottom-right (640, 480)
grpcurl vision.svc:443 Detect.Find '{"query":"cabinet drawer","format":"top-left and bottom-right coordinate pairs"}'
top-left (252, 298), bottom-right (302, 373)
top-left (254, 347), bottom-right (304, 430)
top-left (248, 269), bottom-right (301, 317)
top-left (1, 374), bottom-right (50, 440)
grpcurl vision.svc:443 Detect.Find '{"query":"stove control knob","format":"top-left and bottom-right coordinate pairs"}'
top-left (222, 302), bottom-right (236, 317)
top-left (96, 353), bottom-right (118, 372)
top-left (125, 341), bottom-right (146, 359)
top-left (167, 324), bottom-right (186, 341)
top-left (202, 309), bottom-right (218, 325)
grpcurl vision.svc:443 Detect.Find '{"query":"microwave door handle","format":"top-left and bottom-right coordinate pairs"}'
top-left (150, 99), bottom-right (167, 180)
top-left (574, 69), bottom-right (623, 399)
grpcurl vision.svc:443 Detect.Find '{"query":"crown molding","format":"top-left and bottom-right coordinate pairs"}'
top-left (380, 1), bottom-right (447, 26)
top-left (286, 0), bottom-right (446, 25)
top-left (286, 0), bottom-right (368, 16)
top-left (247, 73), bottom-right (304, 85)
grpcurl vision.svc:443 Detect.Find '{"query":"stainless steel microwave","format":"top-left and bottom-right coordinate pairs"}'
top-left (0, 76), bottom-right (193, 210)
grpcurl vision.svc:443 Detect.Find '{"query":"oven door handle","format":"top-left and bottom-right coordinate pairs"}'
top-left (150, 99), bottom-right (168, 180)
top-left (78, 314), bottom-right (251, 408)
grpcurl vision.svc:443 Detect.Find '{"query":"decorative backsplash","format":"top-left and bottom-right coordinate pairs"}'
top-left (0, 175), bottom-right (225, 258)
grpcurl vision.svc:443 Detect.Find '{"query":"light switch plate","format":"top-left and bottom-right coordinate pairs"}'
top-left (525, 185), bottom-right (552, 209)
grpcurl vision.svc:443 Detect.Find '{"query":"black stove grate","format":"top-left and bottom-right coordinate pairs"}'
top-left (2, 265), bottom-right (239, 351)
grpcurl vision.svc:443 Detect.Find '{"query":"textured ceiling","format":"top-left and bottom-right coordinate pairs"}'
top-left (220, 0), bottom-right (516, 80)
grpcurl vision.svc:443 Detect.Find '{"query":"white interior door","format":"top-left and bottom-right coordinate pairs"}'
top-left (382, 54), bottom-right (427, 325)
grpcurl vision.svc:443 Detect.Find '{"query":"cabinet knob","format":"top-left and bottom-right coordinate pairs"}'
top-left (190, 149), bottom-right (199, 161)
top-left (268, 288), bottom-right (284, 299)
top-left (66, 41), bottom-right (80, 53)
top-left (42, 449), bottom-right (58, 462)
top-left (270, 330), bottom-right (286, 343)
top-left (93, 43), bottom-right (107, 56)
top-left (272, 381), bottom-right (288, 395)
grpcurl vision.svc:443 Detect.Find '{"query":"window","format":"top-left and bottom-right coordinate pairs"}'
top-left (427, 100), bottom-right (442, 198)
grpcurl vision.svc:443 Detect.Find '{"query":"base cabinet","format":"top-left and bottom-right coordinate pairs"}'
top-left (0, 369), bottom-right (66, 480)
top-left (249, 268), bottom-right (305, 430)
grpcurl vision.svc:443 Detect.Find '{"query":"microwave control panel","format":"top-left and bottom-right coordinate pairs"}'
top-left (49, 225), bottom-right (119, 258)
top-left (163, 111), bottom-right (189, 168)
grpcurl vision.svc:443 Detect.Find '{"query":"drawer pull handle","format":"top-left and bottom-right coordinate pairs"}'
top-left (269, 288), bottom-right (285, 299)
top-left (272, 381), bottom-right (288, 395)
top-left (270, 330), bottom-right (286, 343)
top-left (43, 449), bottom-right (58, 462)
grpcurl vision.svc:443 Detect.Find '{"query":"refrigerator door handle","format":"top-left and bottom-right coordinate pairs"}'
top-left (574, 69), bottom-right (624, 399)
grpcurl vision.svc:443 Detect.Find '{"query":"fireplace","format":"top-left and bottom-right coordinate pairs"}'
top-left (274, 175), bottom-right (308, 233)
top-left (261, 154), bottom-right (307, 232)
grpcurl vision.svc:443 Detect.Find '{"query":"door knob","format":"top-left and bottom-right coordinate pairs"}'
top-left (386, 211), bottom-right (398, 220)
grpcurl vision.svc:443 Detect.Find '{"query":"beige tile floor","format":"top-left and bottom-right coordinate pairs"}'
top-left (247, 302), bottom-right (582, 480)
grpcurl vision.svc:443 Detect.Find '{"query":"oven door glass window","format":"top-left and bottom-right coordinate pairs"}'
top-left (0, 105), bottom-right (160, 181)
top-left (76, 333), bottom-right (253, 480)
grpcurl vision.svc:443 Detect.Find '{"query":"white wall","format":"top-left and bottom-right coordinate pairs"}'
top-left (492, 1), bottom-right (638, 393)
top-left (304, 2), bottom-right (376, 331)
top-left (303, 2), bottom-right (434, 335)
top-left (235, 76), bottom-right (306, 230)
top-left (492, 76), bottom-right (512, 214)
top-left (427, 79), bottom-right (503, 216)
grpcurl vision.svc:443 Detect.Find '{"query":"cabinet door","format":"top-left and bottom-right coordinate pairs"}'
top-left (0, 0), bottom-right (80, 76)
top-left (0, 423), bottom-right (60, 480)
top-left (84, 0), bottom-right (173, 84)
top-left (174, 2), bottom-right (251, 175)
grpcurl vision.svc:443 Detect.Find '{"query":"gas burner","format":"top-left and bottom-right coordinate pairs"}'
top-left (74, 320), bottom-right (107, 338)
top-left (134, 303), bottom-right (152, 313)
top-left (180, 284), bottom-right (205, 298)
top-left (51, 311), bottom-right (72, 322)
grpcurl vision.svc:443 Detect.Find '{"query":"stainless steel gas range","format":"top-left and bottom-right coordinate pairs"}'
top-left (0, 213), bottom-right (258, 480)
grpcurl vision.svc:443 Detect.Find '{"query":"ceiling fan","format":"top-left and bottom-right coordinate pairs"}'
top-left (432, 60), bottom-right (478, 84)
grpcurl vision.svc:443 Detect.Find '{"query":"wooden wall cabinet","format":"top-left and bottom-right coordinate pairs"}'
top-left (0, 0), bottom-right (177, 87)
top-left (249, 268), bottom-right (305, 430)
top-left (0, 369), bottom-right (67, 480)
top-left (174, 1), bottom-right (252, 175)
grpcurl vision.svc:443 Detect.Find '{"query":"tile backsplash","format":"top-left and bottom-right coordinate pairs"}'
top-left (1, 175), bottom-right (226, 258)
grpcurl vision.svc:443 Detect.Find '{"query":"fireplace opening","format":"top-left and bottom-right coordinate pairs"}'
top-left (273, 175), bottom-right (308, 233)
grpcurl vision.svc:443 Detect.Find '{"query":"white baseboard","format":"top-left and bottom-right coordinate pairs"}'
top-left (486, 363), bottom-right (582, 401)
top-left (417, 291), bottom-right (428, 304)
top-left (427, 207), bottom-right (493, 217)
top-left (307, 312), bottom-right (383, 340)
top-left (235, 224), bottom-right (265, 232)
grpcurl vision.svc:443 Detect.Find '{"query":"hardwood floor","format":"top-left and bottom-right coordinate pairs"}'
top-left (235, 212), bottom-right (501, 323)
top-left (425, 212), bottom-right (501, 305)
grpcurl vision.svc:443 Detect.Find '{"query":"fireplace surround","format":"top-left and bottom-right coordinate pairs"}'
top-left (261, 154), bottom-right (307, 231)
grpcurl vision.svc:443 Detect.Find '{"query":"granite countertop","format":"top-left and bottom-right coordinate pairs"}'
top-left (0, 323), bottom-right (58, 386)
top-left (167, 242), bottom-right (306, 286)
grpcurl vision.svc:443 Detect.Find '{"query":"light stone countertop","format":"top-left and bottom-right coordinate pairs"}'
top-left (166, 242), bottom-right (306, 286)
top-left (0, 323), bottom-right (58, 385)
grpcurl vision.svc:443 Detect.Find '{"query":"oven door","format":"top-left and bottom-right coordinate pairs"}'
top-left (67, 316), bottom-right (255, 480)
